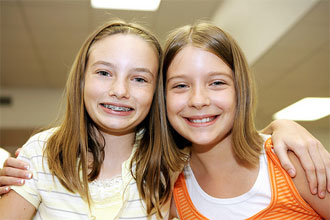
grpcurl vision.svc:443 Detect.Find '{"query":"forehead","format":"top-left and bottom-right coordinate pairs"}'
top-left (168, 45), bottom-right (232, 76)
top-left (87, 34), bottom-right (159, 74)
top-left (90, 34), bottom-right (157, 57)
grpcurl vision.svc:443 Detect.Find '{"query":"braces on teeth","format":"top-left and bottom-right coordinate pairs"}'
top-left (103, 104), bottom-right (131, 111)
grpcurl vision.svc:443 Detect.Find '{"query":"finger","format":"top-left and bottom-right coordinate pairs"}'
top-left (0, 167), bottom-right (32, 179)
top-left (0, 186), bottom-right (11, 195)
top-left (319, 147), bottom-right (330, 193)
top-left (15, 148), bottom-right (22, 158)
top-left (0, 175), bottom-right (25, 187)
top-left (272, 143), bottom-right (296, 177)
top-left (294, 150), bottom-right (317, 195)
top-left (3, 157), bottom-right (29, 170)
top-left (308, 143), bottom-right (326, 198)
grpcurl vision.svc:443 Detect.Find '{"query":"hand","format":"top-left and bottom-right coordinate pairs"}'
top-left (0, 149), bottom-right (32, 195)
top-left (263, 119), bottom-right (330, 199)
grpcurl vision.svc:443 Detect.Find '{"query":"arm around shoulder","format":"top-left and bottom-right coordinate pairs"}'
top-left (288, 151), bottom-right (330, 219)
top-left (0, 189), bottom-right (36, 219)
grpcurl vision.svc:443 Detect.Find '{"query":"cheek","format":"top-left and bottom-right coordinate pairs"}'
top-left (135, 87), bottom-right (155, 110)
top-left (84, 78), bottom-right (107, 100)
top-left (227, 89), bottom-right (237, 111)
top-left (213, 90), bottom-right (236, 112)
top-left (84, 85), bottom-right (96, 109)
top-left (84, 77), bottom-right (96, 98)
top-left (166, 95), bottom-right (185, 137)
top-left (83, 88), bottom-right (94, 121)
top-left (166, 92), bottom-right (182, 117)
top-left (83, 83), bottom-right (91, 105)
top-left (83, 83), bottom-right (96, 114)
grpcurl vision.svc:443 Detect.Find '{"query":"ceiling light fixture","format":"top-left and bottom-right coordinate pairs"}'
top-left (273, 97), bottom-right (330, 121)
top-left (91, 0), bottom-right (161, 11)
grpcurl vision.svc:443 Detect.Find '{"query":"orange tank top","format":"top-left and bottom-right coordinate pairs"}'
top-left (173, 138), bottom-right (322, 219)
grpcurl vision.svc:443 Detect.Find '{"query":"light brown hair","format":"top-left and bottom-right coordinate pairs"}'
top-left (44, 20), bottom-right (183, 217)
top-left (163, 22), bottom-right (263, 167)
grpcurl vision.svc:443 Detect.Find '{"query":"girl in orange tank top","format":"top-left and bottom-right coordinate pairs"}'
top-left (173, 139), bottom-right (323, 219)
top-left (163, 22), bottom-right (329, 219)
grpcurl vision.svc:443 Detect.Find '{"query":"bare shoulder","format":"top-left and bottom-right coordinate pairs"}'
top-left (288, 151), bottom-right (330, 219)
top-left (0, 189), bottom-right (36, 219)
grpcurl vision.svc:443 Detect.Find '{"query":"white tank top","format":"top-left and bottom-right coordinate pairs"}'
top-left (183, 138), bottom-right (271, 219)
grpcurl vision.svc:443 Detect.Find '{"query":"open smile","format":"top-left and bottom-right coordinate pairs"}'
top-left (184, 115), bottom-right (219, 126)
top-left (101, 103), bottom-right (134, 112)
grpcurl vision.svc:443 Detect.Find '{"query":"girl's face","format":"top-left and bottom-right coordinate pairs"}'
top-left (84, 34), bottom-right (158, 135)
top-left (166, 45), bottom-right (236, 147)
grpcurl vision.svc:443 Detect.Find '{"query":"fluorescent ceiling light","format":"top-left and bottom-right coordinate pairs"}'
top-left (273, 97), bottom-right (330, 121)
top-left (91, 0), bottom-right (161, 11)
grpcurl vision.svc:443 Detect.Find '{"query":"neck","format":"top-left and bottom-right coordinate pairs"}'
top-left (190, 133), bottom-right (235, 176)
top-left (102, 131), bottom-right (135, 157)
top-left (189, 133), bottom-right (259, 198)
top-left (96, 130), bottom-right (135, 180)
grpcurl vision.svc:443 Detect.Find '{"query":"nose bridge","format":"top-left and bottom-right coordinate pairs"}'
top-left (109, 74), bottom-right (129, 99)
top-left (189, 83), bottom-right (209, 109)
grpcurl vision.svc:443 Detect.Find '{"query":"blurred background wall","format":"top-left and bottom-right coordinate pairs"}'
top-left (0, 0), bottom-right (329, 157)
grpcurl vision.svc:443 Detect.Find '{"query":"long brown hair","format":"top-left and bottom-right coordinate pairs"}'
top-left (44, 20), bottom-right (183, 217)
top-left (163, 22), bottom-right (263, 167)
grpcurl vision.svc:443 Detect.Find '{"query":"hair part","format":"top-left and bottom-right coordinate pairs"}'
top-left (163, 21), bottom-right (263, 167)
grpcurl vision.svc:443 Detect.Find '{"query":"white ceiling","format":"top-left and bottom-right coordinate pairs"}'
top-left (1, 0), bottom-right (222, 88)
top-left (0, 0), bottom-right (329, 146)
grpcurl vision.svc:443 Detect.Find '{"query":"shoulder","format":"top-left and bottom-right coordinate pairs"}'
top-left (17, 128), bottom-right (58, 166)
top-left (20, 128), bottom-right (58, 154)
top-left (25, 128), bottom-right (57, 145)
top-left (288, 151), bottom-right (330, 219)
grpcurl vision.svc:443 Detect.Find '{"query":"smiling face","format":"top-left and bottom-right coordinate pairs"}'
top-left (84, 34), bottom-right (158, 135)
top-left (166, 45), bottom-right (236, 147)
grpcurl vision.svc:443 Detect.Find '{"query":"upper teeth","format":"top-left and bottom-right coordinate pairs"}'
top-left (190, 117), bottom-right (213, 123)
top-left (103, 104), bottom-right (131, 112)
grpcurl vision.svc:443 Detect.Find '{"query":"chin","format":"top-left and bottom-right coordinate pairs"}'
top-left (187, 137), bottom-right (215, 146)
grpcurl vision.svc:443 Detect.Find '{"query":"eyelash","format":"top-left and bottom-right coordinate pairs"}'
top-left (96, 70), bottom-right (111, 77)
top-left (133, 77), bottom-right (148, 83)
top-left (172, 81), bottom-right (225, 89)
top-left (173, 84), bottom-right (188, 89)
top-left (210, 80), bottom-right (225, 86)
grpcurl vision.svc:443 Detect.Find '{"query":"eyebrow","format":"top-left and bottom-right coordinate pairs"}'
top-left (167, 71), bottom-right (232, 83)
top-left (92, 61), bottom-right (115, 68)
top-left (92, 61), bottom-right (155, 78)
top-left (132, 68), bottom-right (155, 78)
top-left (167, 75), bottom-right (184, 83)
top-left (208, 71), bottom-right (233, 79)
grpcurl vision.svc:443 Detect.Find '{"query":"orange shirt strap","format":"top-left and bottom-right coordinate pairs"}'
top-left (173, 173), bottom-right (209, 220)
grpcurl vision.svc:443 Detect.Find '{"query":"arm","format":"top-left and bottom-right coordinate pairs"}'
top-left (0, 149), bottom-right (33, 195)
top-left (288, 151), bottom-right (330, 219)
top-left (262, 119), bottom-right (330, 198)
top-left (0, 189), bottom-right (36, 219)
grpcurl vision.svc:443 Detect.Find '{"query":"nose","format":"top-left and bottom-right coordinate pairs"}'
top-left (108, 77), bottom-right (129, 99)
top-left (188, 86), bottom-right (210, 109)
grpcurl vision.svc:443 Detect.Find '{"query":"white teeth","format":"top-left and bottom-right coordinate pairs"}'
top-left (190, 117), bottom-right (214, 123)
top-left (103, 104), bottom-right (131, 112)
